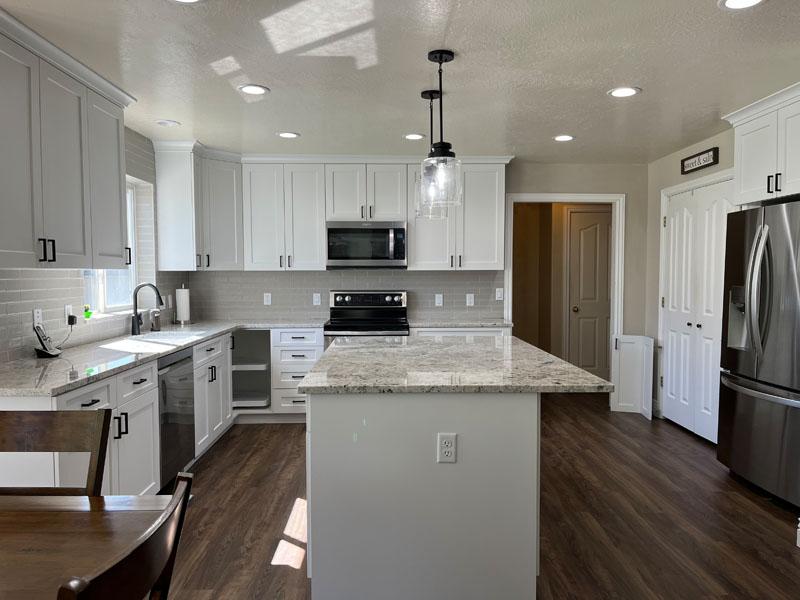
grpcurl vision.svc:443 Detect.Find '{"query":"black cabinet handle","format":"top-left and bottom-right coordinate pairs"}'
top-left (288, 255), bottom-right (292, 268)
top-left (291, 398), bottom-right (306, 404)
top-left (291, 354), bottom-right (307, 358)
top-left (291, 375), bottom-right (305, 379)
top-left (206, 254), bottom-right (210, 268)
top-left (80, 398), bottom-right (101, 408)
top-left (208, 365), bottom-right (216, 382)
top-left (206, 347), bottom-right (215, 352)
top-left (776, 172), bottom-right (782, 193)
top-left (369, 205), bottom-right (373, 219)
top-left (121, 412), bottom-right (129, 435)
top-left (38, 238), bottom-right (48, 262)
top-left (458, 255), bottom-right (462, 268)
top-left (291, 336), bottom-right (305, 340)
top-left (231, 335), bottom-right (235, 350)
top-left (450, 255), bottom-right (454, 268)
top-left (132, 378), bottom-right (147, 385)
top-left (767, 174), bottom-right (774, 194)
top-left (113, 416), bottom-right (122, 439)
top-left (279, 255), bottom-right (283, 268)
top-left (125, 246), bottom-right (132, 265)
top-left (361, 205), bottom-right (365, 219)
top-left (196, 254), bottom-right (201, 268)
top-left (47, 239), bottom-right (56, 262)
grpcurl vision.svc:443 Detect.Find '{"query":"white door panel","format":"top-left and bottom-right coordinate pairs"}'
top-left (734, 113), bottom-right (777, 205)
top-left (326, 164), bottom-right (366, 221)
top-left (114, 389), bottom-right (160, 496)
top-left (457, 165), bottom-right (505, 270)
top-left (285, 163), bottom-right (326, 270)
top-left (406, 166), bottom-right (454, 270)
top-left (777, 101), bottom-right (800, 198)
top-left (203, 158), bottom-right (244, 270)
top-left (367, 164), bottom-right (406, 221)
top-left (243, 164), bottom-right (285, 270)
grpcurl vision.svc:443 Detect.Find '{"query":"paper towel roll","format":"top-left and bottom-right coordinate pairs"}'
top-left (176, 288), bottom-right (191, 324)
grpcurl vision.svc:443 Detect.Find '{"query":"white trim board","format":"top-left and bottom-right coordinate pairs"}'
top-left (656, 168), bottom-right (734, 419)
top-left (505, 193), bottom-right (626, 410)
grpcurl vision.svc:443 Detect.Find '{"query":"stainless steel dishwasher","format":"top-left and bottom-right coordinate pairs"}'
top-left (158, 347), bottom-right (195, 489)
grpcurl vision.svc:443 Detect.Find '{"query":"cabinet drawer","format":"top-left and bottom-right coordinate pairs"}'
top-left (56, 378), bottom-right (116, 410)
top-left (117, 362), bottom-right (158, 405)
top-left (272, 365), bottom-right (312, 390)
top-left (272, 328), bottom-right (323, 347)
top-left (193, 335), bottom-right (226, 367)
top-left (271, 389), bottom-right (307, 413)
top-left (275, 348), bottom-right (321, 363)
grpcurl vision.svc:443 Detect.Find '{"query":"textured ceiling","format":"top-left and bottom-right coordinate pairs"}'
top-left (2, 0), bottom-right (800, 162)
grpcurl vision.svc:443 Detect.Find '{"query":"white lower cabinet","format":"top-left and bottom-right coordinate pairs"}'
top-left (194, 362), bottom-right (211, 456)
top-left (194, 334), bottom-right (233, 455)
top-left (270, 328), bottom-right (324, 413)
top-left (112, 388), bottom-right (160, 496)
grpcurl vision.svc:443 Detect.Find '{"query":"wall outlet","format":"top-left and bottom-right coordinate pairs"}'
top-left (437, 432), bottom-right (457, 463)
top-left (435, 293), bottom-right (443, 307)
top-left (466, 293), bottom-right (475, 307)
top-left (64, 304), bottom-right (73, 325)
top-left (263, 293), bottom-right (272, 306)
top-left (313, 293), bottom-right (321, 306)
top-left (32, 308), bottom-right (43, 327)
top-left (495, 288), bottom-right (504, 301)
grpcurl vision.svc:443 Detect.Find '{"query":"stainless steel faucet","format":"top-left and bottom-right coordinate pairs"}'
top-left (131, 283), bottom-right (165, 335)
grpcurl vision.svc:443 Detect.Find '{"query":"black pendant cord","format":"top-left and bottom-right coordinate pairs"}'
top-left (438, 61), bottom-right (444, 144)
top-left (429, 97), bottom-right (435, 154)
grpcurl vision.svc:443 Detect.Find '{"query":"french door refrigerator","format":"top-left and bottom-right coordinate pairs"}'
top-left (718, 197), bottom-right (800, 505)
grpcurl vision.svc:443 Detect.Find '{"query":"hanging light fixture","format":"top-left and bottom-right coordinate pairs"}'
top-left (417, 88), bottom-right (447, 219)
top-left (419, 49), bottom-right (462, 216)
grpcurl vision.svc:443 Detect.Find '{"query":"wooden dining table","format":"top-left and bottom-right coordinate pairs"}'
top-left (0, 495), bottom-right (171, 599)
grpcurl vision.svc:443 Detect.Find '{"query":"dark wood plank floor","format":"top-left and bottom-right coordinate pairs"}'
top-left (171, 395), bottom-right (800, 599)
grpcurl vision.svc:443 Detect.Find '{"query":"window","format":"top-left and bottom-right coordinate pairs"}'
top-left (83, 183), bottom-right (137, 314)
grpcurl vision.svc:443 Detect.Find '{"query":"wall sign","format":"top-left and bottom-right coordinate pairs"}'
top-left (681, 147), bottom-right (719, 175)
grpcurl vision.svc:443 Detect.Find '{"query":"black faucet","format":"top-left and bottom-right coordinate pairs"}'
top-left (131, 283), bottom-right (165, 336)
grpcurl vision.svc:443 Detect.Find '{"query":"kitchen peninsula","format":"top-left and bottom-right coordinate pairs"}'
top-left (299, 334), bottom-right (613, 600)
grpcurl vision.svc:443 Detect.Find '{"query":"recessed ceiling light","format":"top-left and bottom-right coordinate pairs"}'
top-left (238, 84), bottom-right (270, 96)
top-left (277, 132), bottom-right (300, 139)
top-left (608, 86), bottom-right (642, 98)
top-left (404, 133), bottom-right (425, 141)
top-left (172, 0), bottom-right (202, 3)
top-left (156, 119), bottom-right (181, 127)
top-left (718, 0), bottom-right (765, 10)
top-left (554, 134), bottom-right (574, 142)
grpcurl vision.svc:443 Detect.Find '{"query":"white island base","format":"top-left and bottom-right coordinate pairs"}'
top-left (307, 391), bottom-right (540, 600)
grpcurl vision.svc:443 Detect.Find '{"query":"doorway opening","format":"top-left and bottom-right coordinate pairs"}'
top-left (512, 202), bottom-right (612, 380)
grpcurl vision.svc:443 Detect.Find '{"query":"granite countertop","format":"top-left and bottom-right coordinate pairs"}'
top-left (408, 320), bottom-right (513, 329)
top-left (298, 335), bottom-right (614, 395)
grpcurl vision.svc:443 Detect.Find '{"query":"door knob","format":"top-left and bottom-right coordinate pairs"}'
top-left (571, 305), bottom-right (579, 313)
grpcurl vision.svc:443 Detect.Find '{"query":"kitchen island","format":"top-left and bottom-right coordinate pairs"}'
top-left (298, 334), bottom-right (613, 600)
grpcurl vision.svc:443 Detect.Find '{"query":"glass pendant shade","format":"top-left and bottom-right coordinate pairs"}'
top-left (419, 155), bottom-right (462, 214)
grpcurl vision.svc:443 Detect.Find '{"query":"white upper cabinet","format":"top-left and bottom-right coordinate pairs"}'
top-left (367, 164), bottom-right (407, 221)
top-left (243, 164), bottom-right (285, 270)
top-left (777, 101), bottom-right (800, 198)
top-left (0, 36), bottom-right (43, 268)
top-left (407, 165), bottom-right (455, 270)
top-left (733, 112), bottom-right (778, 206)
top-left (39, 61), bottom-right (92, 268)
top-left (727, 83), bottom-right (800, 206)
top-left (285, 163), bottom-right (326, 270)
top-left (326, 164), bottom-right (366, 221)
top-left (203, 158), bottom-right (244, 271)
top-left (87, 90), bottom-right (127, 269)
top-left (457, 164), bottom-right (505, 270)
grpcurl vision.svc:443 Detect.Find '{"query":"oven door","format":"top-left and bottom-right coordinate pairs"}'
top-left (326, 221), bottom-right (407, 269)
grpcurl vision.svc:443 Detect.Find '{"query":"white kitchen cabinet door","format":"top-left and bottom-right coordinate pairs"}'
top-left (325, 164), bottom-right (366, 221)
top-left (113, 388), bottom-right (160, 495)
top-left (406, 166), bottom-right (456, 270)
top-left (0, 36), bottom-right (43, 268)
top-left (193, 153), bottom-right (205, 269)
top-left (285, 163), bottom-right (326, 270)
top-left (194, 366), bottom-right (210, 456)
top-left (777, 100), bottom-right (800, 198)
top-left (243, 164), bottom-right (286, 270)
top-left (367, 164), bottom-right (406, 221)
top-left (222, 336), bottom-right (234, 428)
top-left (208, 357), bottom-right (225, 442)
top-left (456, 164), bottom-right (505, 270)
top-left (39, 61), bottom-right (92, 268)
top-left (203, 158), bottom-right (244, 270)
top-left (87, 90), bottom-right (128, 269)
top-left (734, 112), bottom-right (778, 206)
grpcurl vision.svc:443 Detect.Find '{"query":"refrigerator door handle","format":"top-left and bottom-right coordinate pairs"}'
top-left (749, 224), bottom-right (770, 358)
top-left (721, 373), bottom-right (800, 410)
top-left (744, 225), bottom-right (763, 354)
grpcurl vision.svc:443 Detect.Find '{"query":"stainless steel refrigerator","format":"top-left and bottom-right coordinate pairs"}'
top-left (718, 197), bottom-right (800, 506)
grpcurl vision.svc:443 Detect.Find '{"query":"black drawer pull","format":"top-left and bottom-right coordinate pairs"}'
top-left (80, 398), bottom-right (101, 407)
top-left (121, 411), bottom-right (129, 435)
top-left (125, 246), bottom-right (132, 265)
top-left (291, 375), bottom-right (305, 379)
top-left (132, 378), bottom-right (147, 385)
top-left (291, 336), bottom-right (306, 340)
top-left (291, 399), bottom-right (306, 404)
top-left (776, 172), bottom-right (782, 192)
top-left (291, 354), bottom-right (307, 358)
top-left (206, 347), bottom-right (215, 352)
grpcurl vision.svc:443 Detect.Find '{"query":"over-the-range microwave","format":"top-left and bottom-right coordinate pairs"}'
top-left (326, 221), bottom-right (407, 269)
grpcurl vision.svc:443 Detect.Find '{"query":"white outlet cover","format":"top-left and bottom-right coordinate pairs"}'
top-left (263, 292), bottom-right (272, 306)
top-left (495, 288), bottom-right (504, 301)
top-left (435, 293), bottom-right (443, 307)
top-left (466, 293), bottom-right (475, 307)
top-left (64, 304), bottom-right (73, 324)
top-left (313, 293), bottom-right (321, 306)
top-left (437, 432), bottom-right (457, 463)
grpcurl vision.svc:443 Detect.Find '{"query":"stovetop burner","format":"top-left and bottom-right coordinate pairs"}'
top-left (324, 291), bottom-right (409, 336)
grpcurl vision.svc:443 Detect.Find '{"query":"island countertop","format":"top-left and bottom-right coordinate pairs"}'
top-left (298, 335), bottom-right (614, 395)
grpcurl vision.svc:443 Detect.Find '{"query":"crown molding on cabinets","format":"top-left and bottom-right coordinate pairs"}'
top-left (0, 8), bottom-right (136, 108)
top-left (199, 146), bottom-right (242, 163)
top-left (724, 81), bottom-right (800, 127)
top-left (152, 141), bottom-right (242, 163)
top-left (152, 140), bottom-right (200, 153)
top-left (241, 154), bottom-right (514, 165)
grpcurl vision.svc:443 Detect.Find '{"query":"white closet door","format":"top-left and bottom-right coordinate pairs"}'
top-left (243, 164), bottom-right (285, 270)
top-left (662, 191), bottom-right (696, 431)
top-left (691, 180), bottom-right (733, 443)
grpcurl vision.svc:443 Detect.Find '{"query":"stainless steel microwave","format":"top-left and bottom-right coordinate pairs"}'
top-left (326, 221), bottom-right (407, 269)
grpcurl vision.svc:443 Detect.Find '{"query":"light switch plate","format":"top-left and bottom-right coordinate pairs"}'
top-left (313, 293), bottom-right (321, 306)
top-left (435, 293), bottom-right (443, 307)
top-left (466, 293), bottom-right (475, 307)
top-left (495, 288), bottom-right (504, 301)
top-left (263, 293), bottom-right (272, 306)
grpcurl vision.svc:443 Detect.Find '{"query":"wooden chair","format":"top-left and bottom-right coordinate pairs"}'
top-left (56, 473), bottom-right (194, 600)
top-left (0, 409), bottom-right (112, 496)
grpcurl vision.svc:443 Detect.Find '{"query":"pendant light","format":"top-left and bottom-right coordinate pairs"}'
top-left (419, 49), bottom-right (462, 215)
top-left (417, 88), bottom-right (447, 219)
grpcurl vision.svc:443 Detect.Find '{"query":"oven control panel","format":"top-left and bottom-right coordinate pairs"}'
top-left (330, 291), bottom-right (407, 308)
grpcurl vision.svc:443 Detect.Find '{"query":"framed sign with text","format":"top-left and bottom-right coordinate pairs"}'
top-left (681, 147), bottom-right (719, 175)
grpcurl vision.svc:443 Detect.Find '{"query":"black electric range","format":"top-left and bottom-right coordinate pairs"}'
top-left (323, 291), bottom-right (410, 338)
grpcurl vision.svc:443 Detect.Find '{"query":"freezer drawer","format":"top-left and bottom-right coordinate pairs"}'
top-left (718, 373), bottom-right (800, 505)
